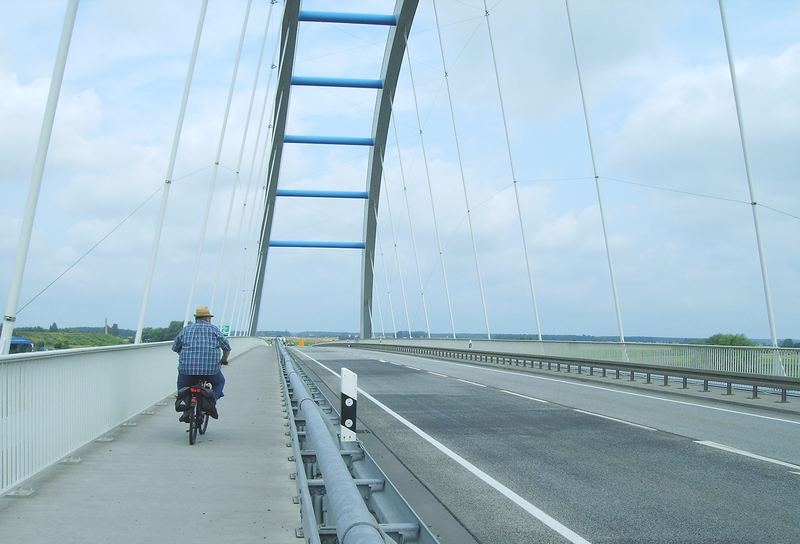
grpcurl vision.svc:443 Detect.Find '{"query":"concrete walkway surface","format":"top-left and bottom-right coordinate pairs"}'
top-left (0, 344), bottom-right (299, 543)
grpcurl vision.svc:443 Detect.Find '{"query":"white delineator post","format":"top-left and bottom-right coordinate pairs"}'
top-left (340, 368), bottom-right (358, 443)
top-left (0, 0), bottom-right (80, 355)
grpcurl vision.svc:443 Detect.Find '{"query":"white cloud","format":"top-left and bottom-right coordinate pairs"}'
top-left (0, 1), bottom-right (798, 339)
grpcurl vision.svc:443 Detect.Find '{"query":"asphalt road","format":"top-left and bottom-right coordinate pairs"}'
top-left (291, 345), bottom-right (800, 544)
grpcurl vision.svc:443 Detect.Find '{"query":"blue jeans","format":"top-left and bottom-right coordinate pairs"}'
top-left (177, 370), bottom-right (225, 400)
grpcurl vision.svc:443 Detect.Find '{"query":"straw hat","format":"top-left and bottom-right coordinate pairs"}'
top-left (194, 306), bottom-right (214, 318)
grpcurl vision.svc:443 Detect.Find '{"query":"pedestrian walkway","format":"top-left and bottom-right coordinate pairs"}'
top-left (0, 343), bottom-right (299, 543)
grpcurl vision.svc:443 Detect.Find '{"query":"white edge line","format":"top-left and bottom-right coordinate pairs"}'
top-left (427, 371), bottom-right (449, 378)
top-left (573, 409), bottom-right (656, 431)
top-left (293, 349), bottom-right (592, 544)
top-left (790, 471), bottom-right (800, 476)
top-left (406, 365), bottom-right (421, 371)
top-left (500, 390), bottom-right (549, 404)
top-left (695, 441), bottom-right (800, 470)
top-left (457, 378), bottom-right (487, 388)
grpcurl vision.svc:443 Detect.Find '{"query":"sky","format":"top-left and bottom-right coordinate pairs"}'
top-left (0, 0), bottom-right (798, 340)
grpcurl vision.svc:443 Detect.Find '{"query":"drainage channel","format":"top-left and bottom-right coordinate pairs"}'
top-left (278, 343), bottom-right (439, 544)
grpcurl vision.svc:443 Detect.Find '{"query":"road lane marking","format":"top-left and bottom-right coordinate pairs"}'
top-left (573, 409), bottom-right (656, 431)
top-left (419, 358), bottom-right (800, 426)
top-left (791, 472), bottom-right (800, 476)
top-left (500, 390), bottom-right (549, 403)
top-left (695, 441), bottom-right (800, 470)
top-left (293, 349), bottom-right (592, 544)
top-left (456, 378), bottom-right (486, 388)
top-left (405, 365), bottom-right (421, 370)
top-left (427, 371), bottom-right (449, 378)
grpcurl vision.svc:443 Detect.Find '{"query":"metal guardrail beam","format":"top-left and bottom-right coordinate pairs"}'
top-left (337, 341), bottom-right (800, 401)
top-left (280, 345), bottom-right (386, 544)
top-left (279, 342), bottom-right (438, 544)
top-left (343, 338), bottom-right (800, 377)
top-left (278, 349), bottom-right (322, 544)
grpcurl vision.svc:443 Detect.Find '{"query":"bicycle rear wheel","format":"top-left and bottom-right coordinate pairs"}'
top-left (199, 409), bottom-right (209, 435)
top-left (188, 401), bottom-right (199, 445)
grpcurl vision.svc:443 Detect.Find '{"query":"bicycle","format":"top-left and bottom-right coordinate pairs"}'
top-left (178, 379), bottom-right (214, 445)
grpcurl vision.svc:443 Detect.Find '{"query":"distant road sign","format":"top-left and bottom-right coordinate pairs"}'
top-left (221, 325), bottom-right (230, 336)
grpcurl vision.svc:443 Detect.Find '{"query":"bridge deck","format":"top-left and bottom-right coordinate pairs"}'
top-left (0, 344), bottom-right (299, 543)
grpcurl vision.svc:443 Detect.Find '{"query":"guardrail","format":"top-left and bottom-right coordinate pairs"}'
top-left (0, 337), bottom-right (264, 496)
top-left (339, 338), bottom-right (799, 377)
top-left (278, 343), bottom-right (438, 544)
top-left (335, 340), bottom-right (800, 402)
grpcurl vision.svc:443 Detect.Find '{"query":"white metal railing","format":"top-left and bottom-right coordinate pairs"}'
top-left (355, 338), bottom-right (799, 378)
top-left (0, 336), bottom-right (265, 495)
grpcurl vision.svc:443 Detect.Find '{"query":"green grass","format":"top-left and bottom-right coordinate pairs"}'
top-left (15, 329), bottom-right (131, 351)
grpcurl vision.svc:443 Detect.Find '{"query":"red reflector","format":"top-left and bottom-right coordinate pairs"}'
top-left (190, 387), bottom-right (203, 393)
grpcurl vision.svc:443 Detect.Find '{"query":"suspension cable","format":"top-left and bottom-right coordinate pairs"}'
top-left (564, 0), bottom-right (626, 343)
top-left (238, 28), bottom-right (283, 334)
top-left (183, 0), bottom-right (256, 326)
top-left (206, 0), bottom-right (257, 313)
top-left (718, 0), bottom-right (782, 374)
top-left (135, 0), bottom-right (208, 344)
top-left (390, 118), bottom-right (432, 338)
top-left (226, 2), bottom-right (278, 334)
top-left (380, 156), bottom-right (413, 337)
top-left (373, 272), bottom-right (387, 339)
top-left (376, 226), bottom-right (399, 339)
top-left (403, 33), bottom-right (457, 338)
top-left (482, 0), bottom-right (543, 341)
top-left (432, 0), bottom-right (492, 339)
top-left (220, 2), bottom-right (279, 329)
top-left (16, 182), bottom-right (163, 315)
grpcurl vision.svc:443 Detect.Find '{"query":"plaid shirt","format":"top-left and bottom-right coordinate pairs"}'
top-left (172, 320), bottom-right (231, 375)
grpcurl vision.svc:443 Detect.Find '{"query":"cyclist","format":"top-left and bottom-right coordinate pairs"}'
top-left (172, 306), bottom-right (231, 421)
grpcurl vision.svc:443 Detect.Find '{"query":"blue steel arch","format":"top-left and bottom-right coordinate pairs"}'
top-left (248, 0), bottom-right (419, 337)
